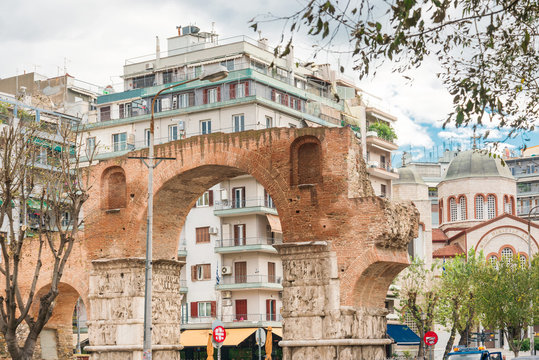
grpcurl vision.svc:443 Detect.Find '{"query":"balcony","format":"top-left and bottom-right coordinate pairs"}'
top-left (215, 237), bottom-right (281, 254)
top-left (366, 160), bottom-right (399, 180)
top-left (177, 242), bottom-right (187, 259)
top-left (181, 313), bottom-right (282, 329)
top-left (216, 275), bottom-right (283, 291)
top-left (365, 131), bottom-right (399, 152)
top-left (213, 198), bottom-right (278, 217)
top-left (180, 280), bottom-right (188, 294)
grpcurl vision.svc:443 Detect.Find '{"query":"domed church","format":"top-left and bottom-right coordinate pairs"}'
top-left (433, 150), bottom-right (538, 264)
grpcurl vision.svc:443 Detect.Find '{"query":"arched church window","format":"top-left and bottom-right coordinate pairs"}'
top-left (475, 195), bottom-right (484, 220)
top-left (487, 195), bottom-right (496, 219)
top-left (501, 247), bottom-right (513, 262)
top-left (519, 254), bottom-right (527, 267)
top-left (449, 197), bottom-right (457, 222)
top-left (504, 195), bottom-right (511, 214)
top-left (459, 196), bottom-right (467, 220)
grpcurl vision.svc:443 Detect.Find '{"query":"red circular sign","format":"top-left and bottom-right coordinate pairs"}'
top-left (423, 331), bottom-right (438, 346)
top-left (213, 326), bottom-right (226, 343)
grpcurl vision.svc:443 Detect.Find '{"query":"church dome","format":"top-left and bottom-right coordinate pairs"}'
top-left (395, 167), bottom-right (425, 185)
top-left (442, 150), bottom-right (513, 181)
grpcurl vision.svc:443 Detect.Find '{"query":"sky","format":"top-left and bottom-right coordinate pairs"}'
top-left (1, 0), bottom-right (537, 164)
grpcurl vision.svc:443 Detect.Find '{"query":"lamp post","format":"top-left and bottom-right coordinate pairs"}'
top-left (140, 65), bottom-right (228, 360)
top-left (527, 205), bottom-right (538, 356)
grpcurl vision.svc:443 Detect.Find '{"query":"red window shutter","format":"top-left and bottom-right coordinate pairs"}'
top-left (191, 302), bottom-right (198, 318)
top-left (271, 89), bottom-right (275, 101)
top-left (230, 84), bottom-right (236, 99)
top-left (209, 190), bottom-right (214, 206)
top-left (217, 87), bottom-right (221, 102)
top-left (264, 189), bottom-right (268, 207)
top-left (203, 89), bottom-right (208, 104)
top-left (243, 224), bottom-right (246, 239)
top-left (191, 265), bottom-right (197, 281)
top-left (244, 82), bottom-right (249, 96)
top-left (211, 301), bottom-right (216, 317)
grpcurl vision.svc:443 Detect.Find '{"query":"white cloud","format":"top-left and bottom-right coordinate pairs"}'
top-left (393, 113), bottom-right (434, 148)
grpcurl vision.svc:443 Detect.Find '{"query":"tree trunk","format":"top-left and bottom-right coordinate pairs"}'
top-left (5, 331), bottom-right (22, 360)
top-left (505, 328), bottom-right (521, 358)
top-left (458, 324), bottom-right (471, 346)
top-left (418, 329), bottom-right (425, 359)
top-left (444, 324), bottom-right (457, 359)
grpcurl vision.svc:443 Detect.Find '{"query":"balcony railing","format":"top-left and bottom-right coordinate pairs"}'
top-left (367, 160), bottom-right (395, 173)
top-left (216, 237), bottom-right (282, 248)
top-left (181, 313), bottom-right (282, 325)
top-left (219, 275), bottom-right (282, 285)
top-left (213, 197), bottom-right (276, 211)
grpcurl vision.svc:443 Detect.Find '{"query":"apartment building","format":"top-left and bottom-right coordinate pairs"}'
top-left (505, 148), bottom-right (539, 221)
top-left (80, 25), bottom-right (399, 358)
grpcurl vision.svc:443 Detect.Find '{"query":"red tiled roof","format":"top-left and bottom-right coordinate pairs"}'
top-left (432, 229), bottom-right (448, 242)
top-left (432, 243), bottom-right (465, 258)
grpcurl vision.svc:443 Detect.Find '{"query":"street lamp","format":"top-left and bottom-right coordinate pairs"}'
top-left (527, 205), bottom-right (538, 356)
top-left (141, 65), bottom-right (228, 360)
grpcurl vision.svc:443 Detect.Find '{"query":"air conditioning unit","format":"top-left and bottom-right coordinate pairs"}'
top-left (145, 63), bottom-right (154, 70)
top-left (209, 226), bottom-right (218, 235)
top-left (221, 189), bottom-right (228, 201)
top-left (178, 120), bottom-right (185, 131)
top-left (222, 291), bottom-right (232, 299)
top-left (221, 266), bottom-right (232, 275)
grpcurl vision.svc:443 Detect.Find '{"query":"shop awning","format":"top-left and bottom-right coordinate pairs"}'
top-left (387, 324), bottom-right (420, 345)
top-left (273, 328), bottom-right (283, 338)
top-left (266, 214), bottom-right (282, 233)
top-left (181, 328), bottom-right (258, 347)
top-left (27, 198), bottom-right (47, 211)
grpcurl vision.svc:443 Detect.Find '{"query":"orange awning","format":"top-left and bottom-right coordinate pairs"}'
top-left (273, 328), bottom-right (283, 338)
top-left (181, 328), bottom-right (258, 347)
top-left (266, 214), bottom-right (282, 233)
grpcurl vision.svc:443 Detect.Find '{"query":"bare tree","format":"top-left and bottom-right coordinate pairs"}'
top-left (0, 102), bottom-right (93, 359)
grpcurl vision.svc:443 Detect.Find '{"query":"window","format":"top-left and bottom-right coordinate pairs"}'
top-left (501, 247), bottom-right (513, 262)
top-left (169, 124), bottom-right (178, 141)
top-left (290, 97), bottom-right (301, 110)
top-left (459, 196), bottom-right (467, 220)
top-left (234, 262), bottom-right (247, 284)
top-left (268, 262), bottom-right (276, 283)
top-left (60, 211), bottom-right (71, 228)
top-left (449, 197), bottom-right (457, 221)
top-left (520, 254), bottom-right (527, 267)
top-left (194, 66), bottom-right (202, 78)
top-left (196, 227), bottom-right (210, 243)
top-left (200, 120), bottom-right (211, 135)
top-left (235, 299), bottom-right (247, 321)
top-left (488, 255), bottom-right (498, 267)
top-left (236, 83), bottom-right (245, 98)
top-left (504, 196), bottom-right (511, 214)
top-left (475, 195), bottom-right (484, 219)
top-left (196, 191), bottom-right (213, 207)
top-left (220, 59), bottom-right (235, 71)
top-left (36, 146), bottom-right (48, 165)
top-left (144, 129), bottom-right (150, 147)
top-left (264, 189), bottom-right (274, 208)
top-left (265, 116), bottom-right (273, 129)
top-left (487, 195), bottom-right (496, 219)
top-left (86, 137), bottom-right (96, 156)
top-left (234, 224), bottom-right (246, 246)
top-left (208, 88), bottom-right (218, 103)
top-left (232, 187), bottom-right (245, 208)
top-left (178, 93), bottom-right (189, 108)
top-left (266, 299), bottom-right (276, 321)
top-left (233, 114), bottom-right (245, 132)
top-left (428, 188), bottom-right (438, 198)
top-left (163, 70), bottom-right (173, 84)
top-left (100, 106), bottom-right (110, 122)
top-left (191, 264), bottom-right (211, 281)
top-left (380, 184), bottom-right (387, 197)
top-left (198, 302), bottom-right (212, 317)
top-left (112, 133), bottom-right (127, 152)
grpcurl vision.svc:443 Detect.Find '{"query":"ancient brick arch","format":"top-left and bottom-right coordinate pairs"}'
top-left (55, 127), bottom-right (417, 359)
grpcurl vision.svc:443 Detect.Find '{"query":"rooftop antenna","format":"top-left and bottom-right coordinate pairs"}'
top-left (472, 126), bottom-right (480, 150)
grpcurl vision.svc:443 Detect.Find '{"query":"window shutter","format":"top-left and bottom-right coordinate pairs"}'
top-left (191, 302), bottom-right (198, 318)
top-left (203, 89), bottom-right (208, 104)
top-left (244, 82), bottom-right (249, 96)
top-left (211, 301), bottom-right (216, 317)
top-left (191, 265), bottom-right (197, 282)
top-left (209, 190), bottom-right (214, 206)
top-left (230, 84), bottom-right (236, 99)
top-left (203, 264), bottom-right (211, 280)
top-left (271, 89), bottom-right (275, 101)
top-left (242, 224), bottom-right (246, 239)
top-left (264, 189), bottom-right (268, 207)
top-left (217, 87), bottom-right (221, 102)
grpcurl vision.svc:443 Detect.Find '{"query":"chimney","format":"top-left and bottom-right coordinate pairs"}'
top-left (156, 36), bottom-right (161, 65)
top-left (176, 26), bottom-right (181, 36)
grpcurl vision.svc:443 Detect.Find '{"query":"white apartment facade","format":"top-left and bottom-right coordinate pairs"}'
top-left (80, 25), bottom-right (399, 357)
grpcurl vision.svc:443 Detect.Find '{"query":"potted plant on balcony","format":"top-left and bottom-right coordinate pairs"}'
top-left (368, 122), bottom-right (397, 142)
